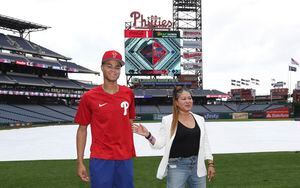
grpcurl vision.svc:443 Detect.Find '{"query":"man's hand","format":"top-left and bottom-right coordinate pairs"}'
top-left (77, 163), bottom-right (90, 182)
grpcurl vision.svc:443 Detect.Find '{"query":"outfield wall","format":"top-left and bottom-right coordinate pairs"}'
top-left (136, 110), bottom-right (292, 121)
top-left (0, 120), bottom-right (299, 161)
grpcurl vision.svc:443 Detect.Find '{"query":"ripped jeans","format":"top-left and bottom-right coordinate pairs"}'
top-left (167, 155), bottom-right (206, 188)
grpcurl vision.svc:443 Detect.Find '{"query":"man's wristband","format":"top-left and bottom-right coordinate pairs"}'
top-left (145, 132), bottom-right (152, 139)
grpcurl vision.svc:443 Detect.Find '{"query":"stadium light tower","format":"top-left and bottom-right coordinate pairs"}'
top-left (173, 0), bottom-right (203, 88)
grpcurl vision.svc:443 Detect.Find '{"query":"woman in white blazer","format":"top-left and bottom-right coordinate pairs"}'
top-left (133, 87), bottom-right (216, 188)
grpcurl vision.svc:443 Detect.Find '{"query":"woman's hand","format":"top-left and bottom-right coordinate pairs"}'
top-left (132, 123), bottom-right (149, 137)
top-left (207, 165), bottom-right (216, 182)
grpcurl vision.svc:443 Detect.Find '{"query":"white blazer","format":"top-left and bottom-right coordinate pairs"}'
top-left (151, 112), bottom-right (213, 179)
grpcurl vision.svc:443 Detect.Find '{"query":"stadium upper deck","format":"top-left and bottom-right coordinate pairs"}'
top-left (0, 14), bottom-right (98, 127)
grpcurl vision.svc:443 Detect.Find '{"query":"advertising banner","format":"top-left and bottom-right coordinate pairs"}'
top-left (232, 113), bottom-right (249, 119)
top-left (0, 58), bottom-right (11, 63)
top-left (182, 30), bottom-right (202, 38)
top-left (206, 94), bottom-right (230, 98)
top-left (182, 63), bottom-right (201, 70)
top-left (182, 40), bottom-right (202, 48)
top-left (182, 52), bottom-right (202, 59)
top-left (203, 113), bottom-right (219, 120)
top-left (178, 75), bottom-right (198, 82)
top-left (249, 112), bottom-right (266, 119)
top-left (153, 31), bottom-right (180, 38)
top-left (266, 107), bottom-right (289, 119)
top-left (124, 29), bottom-right (153, 38)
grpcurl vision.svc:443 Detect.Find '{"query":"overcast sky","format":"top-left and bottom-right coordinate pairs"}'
top-left (1, 0), bottom-right (300, 95)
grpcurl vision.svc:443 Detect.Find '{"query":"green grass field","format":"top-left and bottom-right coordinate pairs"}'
top-left (0, 152), bottom-right (299, 188)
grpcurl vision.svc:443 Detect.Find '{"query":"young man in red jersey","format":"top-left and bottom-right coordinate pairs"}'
top-left (75, 50), bottom-right (136, 188)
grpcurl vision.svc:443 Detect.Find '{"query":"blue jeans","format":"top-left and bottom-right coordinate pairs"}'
top-left (167, 155), bottom-right (206, 188)
top-left (89, 158), bottom-right (134, 188)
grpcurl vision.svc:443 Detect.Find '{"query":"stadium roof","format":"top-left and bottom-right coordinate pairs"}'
top-left (0, 14), bottom-right (50, 33)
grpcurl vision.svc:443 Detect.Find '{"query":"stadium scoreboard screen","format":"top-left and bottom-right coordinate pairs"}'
top-left (124, 30), bottom-right (181, 76)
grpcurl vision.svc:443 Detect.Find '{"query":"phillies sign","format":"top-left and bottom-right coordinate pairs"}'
top-left (130, 11), bottom-right (173, 29)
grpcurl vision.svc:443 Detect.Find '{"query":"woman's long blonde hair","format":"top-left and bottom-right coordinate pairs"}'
top-left (170, 86), bottom-right (192, 137)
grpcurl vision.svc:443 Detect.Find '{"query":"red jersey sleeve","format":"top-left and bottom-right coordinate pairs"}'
top-left (74, 94), bottom-right (91, 126)
top-left (129, 89), bottom-right (136, 120)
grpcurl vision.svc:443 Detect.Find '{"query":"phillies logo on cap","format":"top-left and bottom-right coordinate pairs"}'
top-left (102, 50), bottom-right (125, 66)
top-left (112, 51), bottom-right (118, 59)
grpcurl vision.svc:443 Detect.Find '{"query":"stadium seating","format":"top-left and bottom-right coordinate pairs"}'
top-left (135, 105), bottom-right (141, 114)
top-left (140, 105), bottom-right (160, 114)
top-left (204, 104), bottom-right (234, 113)
top-left (133, 89), bottom-right (145, 97)
top-left (192, 105), bottom-right (211, 113)
top-left (144, 89), bottom-right (169, 97)
top-left (191, 89), bottom-right (210, 97)
top-left (238, 104), bottom-right (251, 111)
top-left (242, 104), bottom-right (270, 112)
top-left (72, 80), bottom-right (96, 90)
top-left (28, 40), bottom-right (66, 58)
top-left (158, 105), bottom-right (172, 114)
top-left (0, 106), bottom-right (49, 123)
top-left (0, 34), bottom-right (66, 59)
top-left (43, 77), bottom-right (83, 89)
top-left (7, 35), bottom-right (37, 52)
top-left (7, 73), bottom-right (51, 87)
top-left (0, 104), bottom-right (55, 121)
top-left (224, 103), bottom-right (239, 112)
top-left (0, 33), bottom-right (16, 49)
top-left (265, 104), bottom-right (285, 110)
top-left (0, 72), bottom-right (16, 84)
top-left (12, 104), bottom-right (74, 121)
top-left (42, 105), bottom-right (77, 117)
top-left (27, 57), bottom-right (62, 68)
top-left (58, 61), bottom-right (96, 73)
top-left (0, 116), bottom-right (17, 124)
top-left (0, 52), bottom-right (29, 62)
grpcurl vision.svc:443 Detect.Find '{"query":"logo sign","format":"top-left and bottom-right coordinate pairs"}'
top-left (130, 11), bottom-right (173, 29)
top-left (182, 40), bottom-right (202, 48)
top-left (182, 30), bottom-right (202, 38)
top-left (182, 63), bottom-right (202, 70)
top-left (232, 113), bottom-right (249, 120)
top-left (15, 60), bottom-right (27, 65)
top-left (124, 30), bottom-right (153, 38)
top-left (204, 113), bottom-right (219, 119)
top-left (266, 111), bottom-right (289, 118)
top-left (178, 75), bottom-right (198, 82)
top-left (206, 94), bottom-right (230, 98)
top-left (153, 31), bottom-right (180, 38)
top-left (266, 107), bottom-right (289, 119)
top-left (0, 58), bottom-right (10, 63)
top-left (182, 52), bottom-right (202, 59)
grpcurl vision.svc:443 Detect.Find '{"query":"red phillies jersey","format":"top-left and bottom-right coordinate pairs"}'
top-left (74, 85), bottom-right (136, 160)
